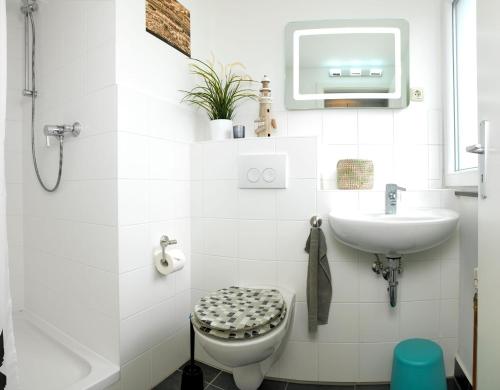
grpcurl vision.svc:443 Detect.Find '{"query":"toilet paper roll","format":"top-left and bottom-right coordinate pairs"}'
top-left (154, 248), bottom-right (186, 276)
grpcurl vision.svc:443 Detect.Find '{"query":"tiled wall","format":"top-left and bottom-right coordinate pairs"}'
top-left (191, 136), bottom-right (459, 382)
top-left (209, 0), bottom-right (445, 191)
top-left (112, 0), bottom-right (211, 388)
top-left (5, 0), bottom-right (24, 312)
top-left (20, 0), bottom-right (119, 364)
top-left (457, 197), bottom-right (478, 379)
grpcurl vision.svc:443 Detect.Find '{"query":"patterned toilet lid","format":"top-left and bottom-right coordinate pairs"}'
top-left (192, 286), bottom-right (286, 339)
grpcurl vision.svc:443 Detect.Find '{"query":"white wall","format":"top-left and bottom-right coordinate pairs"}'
top-left (209, 0), bottom-right (445, 191)
top-left (112, 0), bottom-right (212, 388)
top-left (456, 197), bottom-right (478, 381)
top-left (188, 0), bottom-right (458, 382)
top-left (5, 0), bottom-right (25, 312)
top-left (20, 0), bottom-right (119, 364)
top-left (191, 137), bottom-right (459, 382)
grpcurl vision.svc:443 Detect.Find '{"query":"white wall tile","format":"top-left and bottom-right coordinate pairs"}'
top-left (437, 338), bottom-right (458, 376)
top-left (394, 105), bottom-right (428, 145)
top-left (238, 220), bottom-right (276, 260)
top-left (358, 145), bottom-right (395, 190)
top-left (359, 343), bottom-right (397, 382)
top-left (149, 181), bottom-right (174, 222)
top-left (278, 341), bottom-right (318, 381)
top-left (289, 301), bottom-right (316, 342)
top-left (358, 110), bottom-right (394, 145)
top-left (276, 179), bottom-right (317, 220)
top-left (317, 303), bottom-right (359, 343)
top-left (203, 141), bottom-right (238, 180)
top-left (322, 110), bottom-right (358, 145)
top-left (86, 0), bottom-right (115, 50)
top-left (86, 41), bottom-right (115, 94)
top-left (359, 303), bottom-right (399, 342)
top-left (277, 261), bottom-right (308, 302)
top-left (151, 330), bottom-right (189, 386)
top-left (238, 189), bottom-right (276, 220)
top-left (149, 139), bottom-right (174, 180)
top-left (441, 260), bottom-right (460, 299)
top-left (118, 133), bottom-right (149, 179)
top-left (203, 218), bottom-right (238, 257)
top-left (120, 351), bottom-right (152, 390)
top-left (318, 343), bottom-right (359, 382)
top-left (331, 262), bottom-right (360, 302)
top-left (120, 267), bottom-right (154, 319)
top-left (394, 145), bottom-right (429, 189)
top-left (237, 260), bottom-right (278, 287)
top-left (400, 300), bottom-right (440, 339)
top-left (276, 137), bottom-right (317, 178)
top-left (276, 220), bottom-right (309, 261)
top-left (440, 299), bottom-right (459, 338)
top-left (429, 145), bottom-right (443, 180)
top-left (202, 255), bottom-right (238, 291)
top-left (428, 109), bottom-right (444, 145)
top-left (203, 180), bottom-right (238, 218)
top-left (119, 224), bottom-right (151, 273)
top-left (287, 111), bottom-right (322, 137)
top-left (118, 180), bottom-right (149, 225)
top-left (400, 260), bottom-right (441, 301)
top-left (238, 138), bottom-right (275, 154)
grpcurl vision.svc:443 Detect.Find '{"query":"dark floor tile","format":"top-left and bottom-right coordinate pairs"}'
top-left (205, 386), bottom-right (222, 390)
top-left (212, 372), bottom-right (239, 390)
top-left (180, 361), bottom-right (221, 383)
top-left (356, 385), bottom-right (390, 390)
top-left (287, 383), bottom-right (354, 389)
top-left (447, 378), bottom-right (460, 390)
top-left (154, 370), bottom-right (182, 390)
top-left (211, 371), bottom-right (288, 390)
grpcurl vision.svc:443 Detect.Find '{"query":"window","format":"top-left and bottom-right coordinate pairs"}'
top-left (447, 0), bottom-right (478, 186)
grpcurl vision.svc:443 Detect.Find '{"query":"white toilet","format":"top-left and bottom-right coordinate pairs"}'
top-left (192, 285), bottom-right (296, 390)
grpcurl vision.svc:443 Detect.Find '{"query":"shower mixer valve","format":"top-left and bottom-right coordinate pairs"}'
top-left (43, 122), bottom-right (82, 147)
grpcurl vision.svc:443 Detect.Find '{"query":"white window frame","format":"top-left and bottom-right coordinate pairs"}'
top-left (444, 0), bottom-right (478, 187)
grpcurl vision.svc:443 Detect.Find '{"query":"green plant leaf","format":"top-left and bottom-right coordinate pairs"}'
top-left (180, 57), bottom-right (258, 120)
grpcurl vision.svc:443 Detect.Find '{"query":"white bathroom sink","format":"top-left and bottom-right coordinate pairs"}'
top-left (328, 208), bottom-right (460, 256)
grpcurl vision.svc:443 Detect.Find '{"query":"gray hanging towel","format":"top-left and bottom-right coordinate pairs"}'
top-left (305, 226), bottom-right (332, 332)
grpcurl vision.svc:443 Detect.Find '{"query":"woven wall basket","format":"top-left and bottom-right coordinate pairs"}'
top-left (337, 159), bottom-right (374, 190)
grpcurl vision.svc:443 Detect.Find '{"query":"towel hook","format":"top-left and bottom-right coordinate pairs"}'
top-left (160, 235), bottom-right (177, 265)
top-left (310, 216), bottom-right (322, 228)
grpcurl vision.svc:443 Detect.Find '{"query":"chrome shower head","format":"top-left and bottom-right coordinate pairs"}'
top-left (21, 0), bottom-right (38, 15)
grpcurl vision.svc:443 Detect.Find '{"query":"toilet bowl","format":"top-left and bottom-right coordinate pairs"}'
top-left (193, 285), bottom-right (296, 390)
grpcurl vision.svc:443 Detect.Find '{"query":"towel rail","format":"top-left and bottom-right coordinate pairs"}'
top-left (310, 216), bottom-right (322, 227)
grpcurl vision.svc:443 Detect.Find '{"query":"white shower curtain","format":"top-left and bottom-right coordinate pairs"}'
top-left (0, 1), bottom-right (19, 389)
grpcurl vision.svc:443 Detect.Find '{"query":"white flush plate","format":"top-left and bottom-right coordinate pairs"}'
top-left (238, 154), bottom-right (288, 189)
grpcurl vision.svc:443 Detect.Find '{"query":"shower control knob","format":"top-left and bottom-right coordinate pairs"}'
top-left (372, 262), bottom-right (381, 274)
top-left (66, 122), bottom-right (82, 137)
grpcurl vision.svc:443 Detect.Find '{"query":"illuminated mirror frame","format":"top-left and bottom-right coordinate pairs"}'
top-left (285, 19), bottom-right (410, 110)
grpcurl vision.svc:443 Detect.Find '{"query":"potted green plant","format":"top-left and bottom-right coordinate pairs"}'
top-left (181, 59), bottom-right (257, 140)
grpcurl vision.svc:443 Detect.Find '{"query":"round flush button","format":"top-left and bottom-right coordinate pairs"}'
top-left (247, 168), bottom-right (261, 183)
top-left (262, 168), bottom-right (276, 183)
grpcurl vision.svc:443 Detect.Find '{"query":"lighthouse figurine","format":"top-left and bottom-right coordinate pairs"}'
top-left (255, 75), bottom-right (278, 137)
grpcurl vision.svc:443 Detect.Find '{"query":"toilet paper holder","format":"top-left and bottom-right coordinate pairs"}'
top-left (160, 235), bottom-right (177, 265)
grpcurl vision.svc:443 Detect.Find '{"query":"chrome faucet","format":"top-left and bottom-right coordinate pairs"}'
top-left (385, 183), bottom-right (406, 214)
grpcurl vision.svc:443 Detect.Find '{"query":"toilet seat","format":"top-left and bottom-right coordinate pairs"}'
top-left (193, 286), bottom-right (287, 340)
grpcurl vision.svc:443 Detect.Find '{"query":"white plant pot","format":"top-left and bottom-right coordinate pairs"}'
top-left (209, 119), bottom-right (233, 140)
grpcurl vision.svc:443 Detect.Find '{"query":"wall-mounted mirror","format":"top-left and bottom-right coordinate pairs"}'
top-left (285, 19), bottom-right (410, 109)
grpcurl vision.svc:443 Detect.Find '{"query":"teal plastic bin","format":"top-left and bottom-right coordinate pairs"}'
top-left (391, 339), bottom-right (446, 390)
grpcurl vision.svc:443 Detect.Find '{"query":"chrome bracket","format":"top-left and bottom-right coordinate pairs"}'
top-left (160, 235), bottom-right (178, 265)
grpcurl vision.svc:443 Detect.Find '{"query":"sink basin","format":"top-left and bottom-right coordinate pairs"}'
top-left (328, 208), bottom-right (460, 256)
